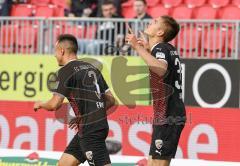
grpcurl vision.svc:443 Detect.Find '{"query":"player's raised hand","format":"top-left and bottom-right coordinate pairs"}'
top-left (137, 31), bottom-right (150, 51)
top-left (125, 23), bottom-right (138, 49)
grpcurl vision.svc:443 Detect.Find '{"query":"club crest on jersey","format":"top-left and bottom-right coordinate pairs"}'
top-left (155, 139), bottom-right (163, 149)
top-left (86, 151), bottom-right (93, 160)
top-left (49, 81), bottom-right (59, 90)
top-left (54, 81), bottom-right (60, 89)
top-left (155, 52), bottom-right (165, 59)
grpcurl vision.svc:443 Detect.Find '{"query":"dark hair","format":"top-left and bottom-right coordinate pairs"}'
top-left (135, 0), bottom-right (147, 5)
top-left (161, 16), bottom-right (180, 42)
top-left (57, 34), bottom-right (78, 54)
top-left (102, 0), bottom-right (115, 6)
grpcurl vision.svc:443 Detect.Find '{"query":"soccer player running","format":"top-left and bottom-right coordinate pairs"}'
top-left (126, 16), bottom-right (186, 166)
top-left (33, 34), bottom-right (115, 166)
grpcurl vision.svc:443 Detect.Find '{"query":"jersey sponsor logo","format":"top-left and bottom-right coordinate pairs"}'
top-left (155, 52), bottom-right (165, 59)
top-left (155, 139), bottom-right (163, 150)
top-left (96, 101), bottom-right (104, 108)
top-left (170, 50), bottom-right (178, 56)
top-left (53, 81), bottom-right (59, 90)
top-left (48, 79), bottom-right (59, 91)
top-left (86, 151), bottom-right (93, 161)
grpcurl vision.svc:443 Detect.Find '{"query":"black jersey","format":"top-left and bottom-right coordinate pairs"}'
top-left (50, 60), bottom-right (110, 136)
top-left (150, 42), bottom-right (186, 125)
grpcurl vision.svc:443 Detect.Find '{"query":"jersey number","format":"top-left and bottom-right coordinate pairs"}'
top-left (174, 58), bottom-right (183, 99)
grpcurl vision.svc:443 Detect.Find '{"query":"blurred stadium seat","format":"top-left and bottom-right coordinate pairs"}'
top-left (185, 0), bottom-right (207, 8)
top-left (121, 5), bottom-right (135, 18)
top-left (208, 0), bottom-right (230, 8)
top-left (145, 0), bottom-right (160, 7)
top-left (51, 0), bottom-right (67, 8)
top-left (161, 0), bottom-right (183, 8)
top-left (203, 28), bottom-right (226, 58)
top-left (194, 5), bottom-right (218, 19)
top-left (11, 4), bottom-right (33, 17)
top-left (53, 7), bottom-right (65, 17)
top-left (232, 0), bottom-right (240, 7)
top-left (84, 25), bottom-right (97, 39)
top-left (0, 25), bottom-right (16, 53)
top-left (220, 6), bottom-right (240, 19)
top-left (147, 5), bottom-right (171, 18)
top-left (228, 30), bottom-right (236, 55)
top-left (34, 5), bottom-right (55, 17)
top-left (30, 0), bottom-right (50, 5)
top-left (64, 25), bottom-right (85, 39)
top-left (172, 5), bottom-right (193, 19)
top-left (44, 24), bottom-right (64, 52)
top-left (15, 26), bottom-right (38, 53)
top-left (178, 27), bottom-right (201, 58)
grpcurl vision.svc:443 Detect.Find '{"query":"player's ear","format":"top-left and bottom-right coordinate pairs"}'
top-left (61, 49), bottom-right (64, 56)
top-left (157, 29), bottom-right (164, 38)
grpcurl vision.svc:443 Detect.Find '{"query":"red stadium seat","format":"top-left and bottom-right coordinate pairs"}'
top-left (0, 25), bottom-right (17, 53)
top-left (177, 27), bottom-right (201, 58)
top-left (146, 0), bottom-right (160, 7)
top-left (34, 5), bottom-right (54, 17)
top-left (15, 26), bottom-right (38, 54)
top-left (121, 5), bottom-right (135, 18)
top-left (208, 0), bottom-right (230, 8)
top-left (172, 6), bottom-right (193, 19)
top-left (51, 0), bottom-right (67, 8)
top-left (203, 28), bottom-right (226, 58)
top-left (11, 4), bottom-right (33, 17)
top-left (185, 0), bottom-right (207, 8)
top-left (64, 25), bottom-right (85, 39)
top-left (232, 0), bottom-right (240, 7)
top-left (194, 5), bottom-right (218, 19)
top-left (161, 0), bottom-right (182, 8)
top-left (147, 5), bottom-right (171, 18)
top-left (53, 7), bottom-right (65, 17)
top-left (85, 25), bottom-right (97, 39)
top-left (44, 24), bottom-right (64, 52)
top-left (228, 30), bottom-right (235, 56)
top-left (220, 6), bottom-right (240, 19)
top-left (31, 0), bottom-right (50, 5)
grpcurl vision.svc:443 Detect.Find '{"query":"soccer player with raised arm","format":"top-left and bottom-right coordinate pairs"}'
top-left (34, 34), bottom-right (115, 166)
top-left (126, 16), bottom-right (186, 166)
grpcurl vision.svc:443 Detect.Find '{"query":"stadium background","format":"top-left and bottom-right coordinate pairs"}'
top-left (0, 0), bottom-right (240, 165)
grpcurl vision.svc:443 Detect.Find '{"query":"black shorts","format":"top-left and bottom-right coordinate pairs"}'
top-left (149, 124), bottom-right (184, 160)
top-left (64, 128), bottom-right (111, 166)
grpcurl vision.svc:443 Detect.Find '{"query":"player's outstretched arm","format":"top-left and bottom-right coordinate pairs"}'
top-left (126, 34), bottom-right (167, 77)
top-left (125, 25), bottom-right (167, 77)
top-left (137, 31), bottom-right (150, 52)
top-left (33, 94), bottom-right (64, 112)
